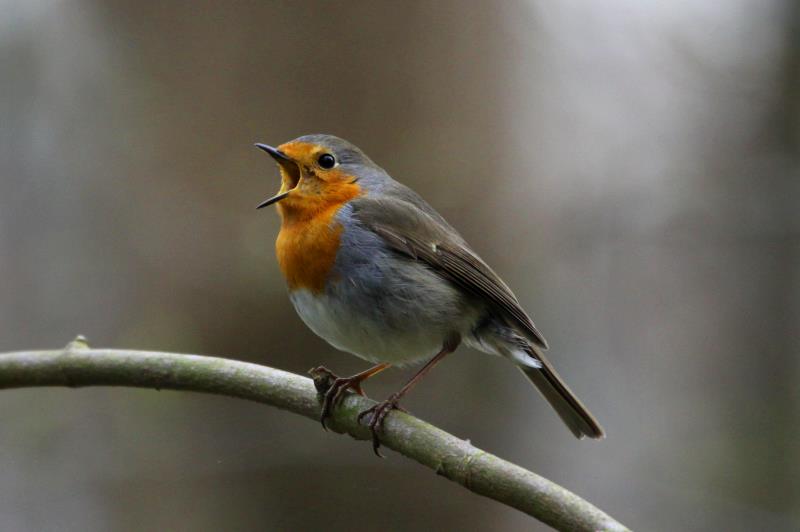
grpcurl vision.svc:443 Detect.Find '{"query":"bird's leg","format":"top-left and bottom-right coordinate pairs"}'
top-left (358, 333), bottom-right (461, 456)
top-left (310, 363), bottom-right (390, 430)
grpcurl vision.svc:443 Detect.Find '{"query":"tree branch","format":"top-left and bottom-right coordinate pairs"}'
top-left (0, 341), bottom-right (628, 532)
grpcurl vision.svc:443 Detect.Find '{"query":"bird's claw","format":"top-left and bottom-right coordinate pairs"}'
top-left (309, 366), bottom-right (366, 431)
top-left (357, 394), bottom-right (406, 457)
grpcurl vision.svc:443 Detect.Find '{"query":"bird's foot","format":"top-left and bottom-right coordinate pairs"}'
top-left (357, 394), bottom-right (407, 457)
top-left (309, 366), bottom-right (366, 431)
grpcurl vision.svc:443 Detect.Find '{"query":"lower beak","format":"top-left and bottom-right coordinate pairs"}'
top-left (256, 190), bottom-right (290, 209)
top-left (255, 143), bottom-right (294, 209)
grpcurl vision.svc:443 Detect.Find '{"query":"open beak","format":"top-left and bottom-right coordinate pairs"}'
top-left (255, 143), bottom-right (296, 209)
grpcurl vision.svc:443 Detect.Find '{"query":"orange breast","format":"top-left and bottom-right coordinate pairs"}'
top-left (276, 206), bottom-right (346, 293)
top-left (275, 178), bottom-right (362, 293)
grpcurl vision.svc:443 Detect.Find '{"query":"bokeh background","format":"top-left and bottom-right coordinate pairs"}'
top-left (1, 1), bottom-right (798, 530)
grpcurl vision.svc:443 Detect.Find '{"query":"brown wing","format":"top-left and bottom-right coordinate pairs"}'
top-left (349, 196), bottom-right (549, 349)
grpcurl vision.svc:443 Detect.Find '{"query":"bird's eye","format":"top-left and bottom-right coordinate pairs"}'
top-left (317, 153), bottom-right (336, 169)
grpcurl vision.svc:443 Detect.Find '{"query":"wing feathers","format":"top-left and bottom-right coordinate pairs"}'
top-left (351, 196), bottom-right (548, 349)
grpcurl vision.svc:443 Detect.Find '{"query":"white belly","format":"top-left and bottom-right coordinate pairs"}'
top-left (289, 289), bottom-right (450, 366)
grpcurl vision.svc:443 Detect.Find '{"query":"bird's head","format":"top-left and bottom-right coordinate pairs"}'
top-left (255, 134), bottom-right (377, 221)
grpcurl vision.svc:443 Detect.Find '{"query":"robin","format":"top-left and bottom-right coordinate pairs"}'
top-left (255, 134), bottom-right (604, 454)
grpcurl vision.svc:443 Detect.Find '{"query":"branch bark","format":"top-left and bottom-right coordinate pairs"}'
top-left (0, 341), bottom-right (628, 532)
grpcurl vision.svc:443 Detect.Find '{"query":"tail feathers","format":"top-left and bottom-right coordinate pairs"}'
top-left (517, 346), bottom-right (605, 440)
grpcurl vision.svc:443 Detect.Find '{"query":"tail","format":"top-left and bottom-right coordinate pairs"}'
top-left (518, 345), bottom-right (605, 439)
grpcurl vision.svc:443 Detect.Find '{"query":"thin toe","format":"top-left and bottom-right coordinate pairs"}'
top-left (359, 398), bottom-right (402, 457)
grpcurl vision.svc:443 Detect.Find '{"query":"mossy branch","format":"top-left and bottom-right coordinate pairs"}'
top-left (0, 339), bottom-right (628, 532)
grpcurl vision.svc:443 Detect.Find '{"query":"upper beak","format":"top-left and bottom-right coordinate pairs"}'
top-left (255, 143), bottom-right (294, 209)
top-left (255, 143), bottom-right (292, 163)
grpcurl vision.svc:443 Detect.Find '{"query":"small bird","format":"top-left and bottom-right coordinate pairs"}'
top-left (255, 134), bottom-right (604, 453)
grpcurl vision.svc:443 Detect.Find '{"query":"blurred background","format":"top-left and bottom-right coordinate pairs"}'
top-left (1, 1), bottom-right (798, 530)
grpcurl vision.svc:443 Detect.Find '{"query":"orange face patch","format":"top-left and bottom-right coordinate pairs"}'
top-left (272, 142), bottom-right (362, 293)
